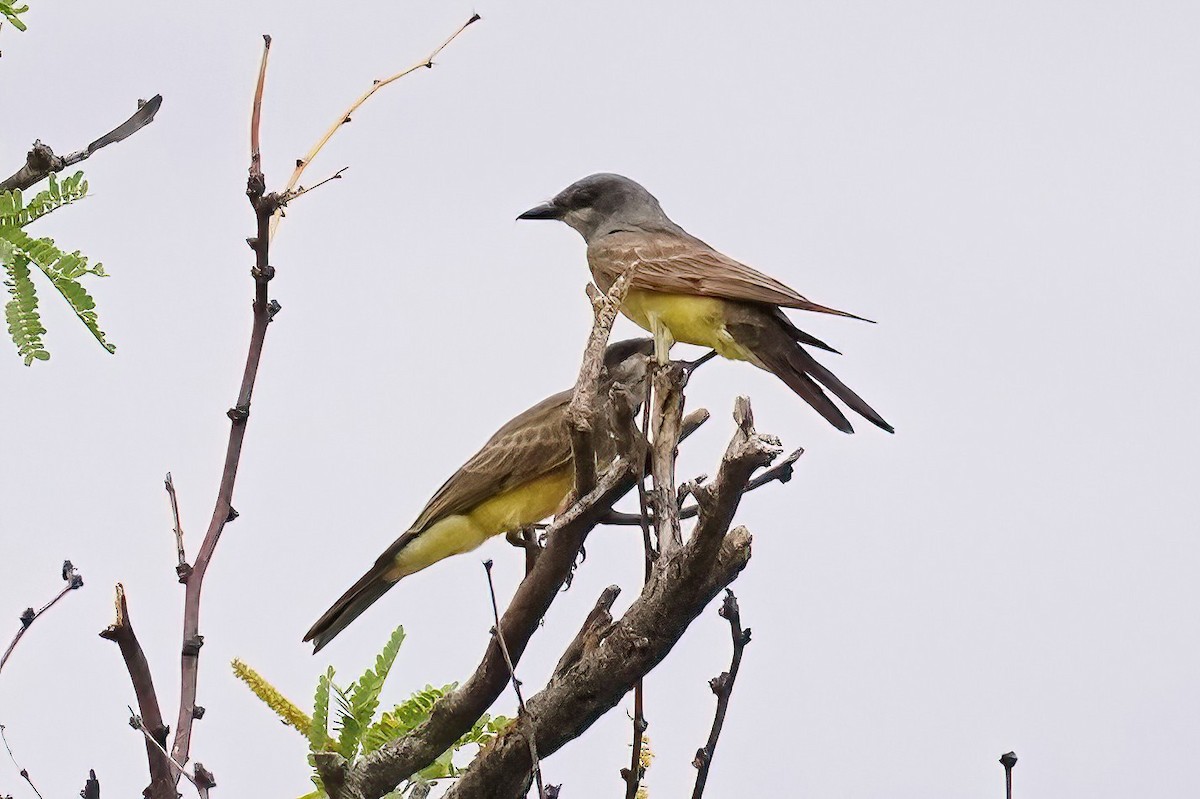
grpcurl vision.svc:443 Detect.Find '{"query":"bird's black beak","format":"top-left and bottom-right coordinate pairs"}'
top-left (517, 201), bottom-right (562, 221)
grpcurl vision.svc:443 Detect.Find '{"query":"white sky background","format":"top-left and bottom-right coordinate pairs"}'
top-left (2, 1), bottom-right (1199, 796)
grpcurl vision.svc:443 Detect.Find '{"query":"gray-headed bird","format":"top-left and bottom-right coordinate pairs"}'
top-left (519, 173), bottom-right (892, 435)
top-left (304, 338), bottom-right (653, 652)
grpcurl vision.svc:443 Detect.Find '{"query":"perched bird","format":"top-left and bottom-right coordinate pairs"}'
top-left (518, 173), bottom-right (892, 434)
top-left (304, 338), bottom-right (653, 652)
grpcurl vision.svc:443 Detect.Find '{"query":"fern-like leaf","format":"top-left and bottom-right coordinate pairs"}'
top-left (0, 226), bottom-right (114, 353)
top-left (230, 658), bottom-right (312, 736)
top-left (310, 667), bottom-right (335, 751)
top-left (2, 241), bottom-right (48, 365)
top-left (0, 173), bottom-right (90, 228)
top-left (332, 682), bottom-right (360, 760)
top-left (0, 0), bottom-right (29, 31)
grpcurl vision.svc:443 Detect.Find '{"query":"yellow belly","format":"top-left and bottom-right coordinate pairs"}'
top-left (390, 467), bottom-right (573, 578)
top-left (621, 290), bottom-right (753, 362)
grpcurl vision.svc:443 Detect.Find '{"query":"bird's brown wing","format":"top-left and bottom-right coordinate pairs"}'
top-left (407, 389), bottom-right (573, 535)
top-left (589, 229), bottom-right (872, 321)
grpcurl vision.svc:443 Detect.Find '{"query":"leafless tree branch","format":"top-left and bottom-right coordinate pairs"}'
top-left (165, 472), bottom-right (189, 581)
top-left (648, 363), bottom-right (686, 554)
top-left (0, 723), bottom-right (45, 799)
top-left (269, 13), bottom-right (480, 240)
top-left (128, 709), bottom-right (215, 798)
top-left (166, 35), bottom-right (284, 783)
top-left (691, 589), bottom-right (751, 798)
top-left (483, 560), bottom-right (548, 799)
top-left (601, 447), bottom-right (804, 526)
top-left (0, 95), bottom-right (163, 192)
top-left (0, 561), bottom-right (83, 679)
top-left (98, 585), bottom-right (174, 797)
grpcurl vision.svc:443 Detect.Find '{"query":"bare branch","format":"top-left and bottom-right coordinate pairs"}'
top-left (165, 472), bottom-right (190, 580)
top-left (648, 363), bottom-right (687, 554)
top-left (483, 560), bottom-right (547, 799)
top-left (98, 584), bottom-right (174, 796)
top-left (553, 585), bottom-right (620, 678)
top-left (0, 560), bottom-right (84, 679)
top-left (691, 590), bottom-right (751, 798)
top-left (168, 36), bottom-right (284, 780)
top-left (566, 274), bottom-right (634, 496)
top-left (0, 95), bottom-right (163, 193)
top-left (270, 13), bottom-right (480, 240)
top-left (129, 708), bottom-right (214, 798)
top-left (623, 385), bottom-right (655, 799)
top-left (278, 166), bottom-right (348, 205)
top-left (0, 723), bottom-right (45, 799)
top-left (601, 447), bottom-right (804, 527)
top-left (1000, 751), bottom-right (1018, 799)
top-left (249, 35), bottom-right (272, 179)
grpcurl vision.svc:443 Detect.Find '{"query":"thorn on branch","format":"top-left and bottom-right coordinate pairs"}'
top-left (267, 299), bottom-right (282, 320)
top-left (193, 705), bottom-right (206, 720)
top-left (182, 634), bottom-right (204, 657)
top-left (226, 405), bottom-right (249, 423)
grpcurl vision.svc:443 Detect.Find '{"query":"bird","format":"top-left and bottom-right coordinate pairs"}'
top-left (304, 338), bottom-right (654, 652)
top-left (518, 173), bottom-right (892, 435)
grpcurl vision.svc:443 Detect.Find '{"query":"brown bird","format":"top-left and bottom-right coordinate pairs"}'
top-left (304, 338), bottom-right (653, 652)
top-left (518, 173), bottom-right (892, 434)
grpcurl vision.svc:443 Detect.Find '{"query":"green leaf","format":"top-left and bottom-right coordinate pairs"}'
top-left (0, 172), bottom-right (89, 228)
top-left (0, 226), bottom-right (114, 354)
top-left (362, 683), bottom-right (457, 755)
top-left (2, 240), bottom-right (48, 366)
top-left (310, 667), bottom-right (335, 751)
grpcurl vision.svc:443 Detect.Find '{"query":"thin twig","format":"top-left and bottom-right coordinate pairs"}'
top-left (269, 13), bottom-right (480, 240)
top-left (279, 166), bottom-right (348, 205)
top-left (0, 560), bottom-right (83, 679)
top-left (0, 96), bottom-right (163, 193)
top-left (1000, 751), bottom-right (1017, 799)
top-left (483, 560), bottom-right (546, 799)
top-left (165, 472), bottom-right (189, 580)
top-left (649, 364), bottom-right (687, 553)
top-left (129, 705), bottom-right (216, 791)
top-left (566, 274), bottom-right (635, 497)
top-left (623, 382), bottom-right (655, 799)
top-left (602, 448), bottom-right (804, 526)
top-left (249, 35), bottom-right (271, 178)
top-left (0, 723), bottom-right (45, 799)
top-left (691, 590), bottom-right (751, 799)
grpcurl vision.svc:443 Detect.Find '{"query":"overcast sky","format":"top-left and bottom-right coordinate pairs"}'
top-left (3, 1), bottom-right (1199, 797)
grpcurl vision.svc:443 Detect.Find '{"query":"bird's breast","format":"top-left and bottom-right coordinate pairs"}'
top-left (621, 290), bottom-right (752, 362)
top-left (466, 466), bottom-right (575, 534)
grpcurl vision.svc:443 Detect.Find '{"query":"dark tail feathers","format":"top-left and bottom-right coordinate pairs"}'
top-left (734, 315), bottom-right (894, 434)
top-left (304, 563), bottom-right (396, 653)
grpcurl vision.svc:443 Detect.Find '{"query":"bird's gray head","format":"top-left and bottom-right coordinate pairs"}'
top-left (518, 174), bottom-right (671, 242)
top-left (601, 337), bottom-right (653, 394)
